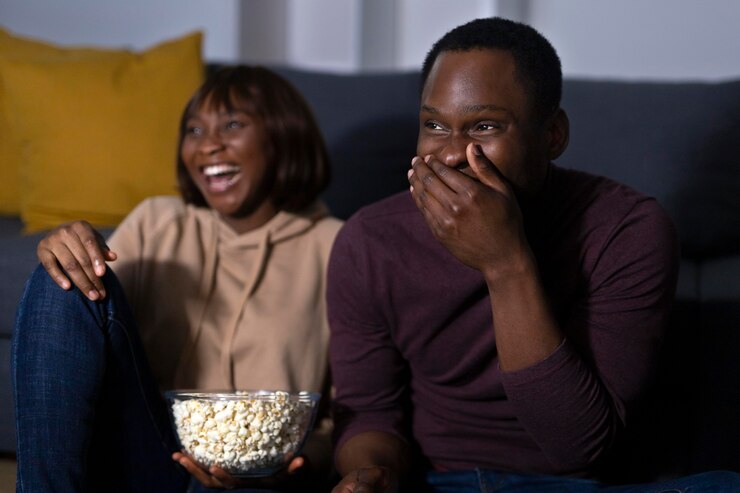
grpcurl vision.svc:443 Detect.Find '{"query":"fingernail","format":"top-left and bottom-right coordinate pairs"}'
top-left (424, 154), bottom-right (432, 163)
top-left (88, 290), bottom-right (99, 300)
top-left (411, 156), bottom-right (419, 167)
top-left (407, 169), bottom-right (413, 179)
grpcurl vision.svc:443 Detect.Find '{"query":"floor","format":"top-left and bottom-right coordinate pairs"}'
top-left (0, 455), bottom-right (15, 493)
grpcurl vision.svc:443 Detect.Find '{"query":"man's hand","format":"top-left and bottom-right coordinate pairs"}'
top-left (173, 452), bottom-right (306, 490)
top-left (332, 432), bottom-right (406, 493)
top-left (331, 466), bottom-right (398, 493)
top-left (36, 220), bottom-right (117, 300)
top-left (409, 143), bottom-right (562, 371)
top-left (408, 143), bottom-right (530, 281)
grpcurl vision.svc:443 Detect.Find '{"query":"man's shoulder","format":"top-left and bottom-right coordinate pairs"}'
top-left (346, 191), bottom-right (418, 226)
top-left (551, 164), bottom-right (669, 219)
top-left (332, 191), bottom-right (426, 254)
top-left (549, 164), bottom-right (678, 258)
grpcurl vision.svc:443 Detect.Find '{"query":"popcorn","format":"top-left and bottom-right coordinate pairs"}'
top-left (169, 391), bottom-right (316, 475)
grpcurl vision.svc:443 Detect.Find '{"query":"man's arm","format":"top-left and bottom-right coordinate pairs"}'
top-left (408, 145), bottom-right (564, 372)
top-left (408, 144), bottom-right (678, 470)
top-left (327, 218), bottom-right (413, 492)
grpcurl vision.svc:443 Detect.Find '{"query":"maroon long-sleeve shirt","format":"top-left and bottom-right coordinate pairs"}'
top-left (327, 164), bottom-right (679, 477)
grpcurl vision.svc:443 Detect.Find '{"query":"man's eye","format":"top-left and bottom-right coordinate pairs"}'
top-left (474, 122), bottom-right (500, 131)
top-left (424, 121), bottom-right (444, 131)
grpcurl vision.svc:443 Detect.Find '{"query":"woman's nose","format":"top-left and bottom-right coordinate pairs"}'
top-left (197, 131), bottom-right (225, 154)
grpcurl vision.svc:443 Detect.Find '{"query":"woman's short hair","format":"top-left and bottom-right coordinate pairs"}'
top-left (176, 65), bottom-right (331, 212)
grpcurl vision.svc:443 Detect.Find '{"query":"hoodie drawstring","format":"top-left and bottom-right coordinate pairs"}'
top-left (219, 230), bottom-right (272, 389)
top-left (173, 220), bottom-right (219, 389)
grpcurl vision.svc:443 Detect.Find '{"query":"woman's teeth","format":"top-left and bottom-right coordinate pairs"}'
top-left (201, 164), bottom-right (241, 192)
top-left (202, 164), bottom-right (241, 177)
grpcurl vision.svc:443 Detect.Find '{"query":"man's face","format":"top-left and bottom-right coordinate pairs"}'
top-left (417, 48), bottom-right (551, 199)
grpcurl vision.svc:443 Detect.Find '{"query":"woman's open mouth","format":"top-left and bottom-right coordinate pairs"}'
top-left (201, 164), bottom-right (242, 193)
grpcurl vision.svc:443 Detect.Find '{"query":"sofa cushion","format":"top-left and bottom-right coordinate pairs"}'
top-left (1, 31), bottom-right (204, 232)
top-left (0, 27), bottom-right (131, 215)
top-left (558, 79), bottom-right (740, 260)
top-left (0, 216), bottom-right (45, 337)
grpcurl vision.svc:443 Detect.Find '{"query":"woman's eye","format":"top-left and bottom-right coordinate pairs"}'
top-left (226, 120), bottom-right (245, 130)
top-left (185, 126), bottom-right (202, 136)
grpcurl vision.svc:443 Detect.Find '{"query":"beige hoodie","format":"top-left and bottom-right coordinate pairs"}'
top-left (107, 196), bottom-right (342, 394)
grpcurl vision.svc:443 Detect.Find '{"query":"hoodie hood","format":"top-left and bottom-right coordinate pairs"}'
top-left (176, 200), bottom-right (332, 388)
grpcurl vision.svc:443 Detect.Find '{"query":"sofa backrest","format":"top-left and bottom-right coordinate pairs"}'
top-left (272, 67), bottom-right (421, 221)
top-left (560, 79), bottom-right (740, 261)
top-left (274, 66), bottom-right (740, 263)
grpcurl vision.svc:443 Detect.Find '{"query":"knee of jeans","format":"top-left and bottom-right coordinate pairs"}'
top-left (16, 263), bottom-right (109, 329)
top-left (698, 470), bottom-right (740, 486)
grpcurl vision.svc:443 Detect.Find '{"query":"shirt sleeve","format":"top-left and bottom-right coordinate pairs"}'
top-left (500, 197), bottom-right (680, 470)
top-left (327, 217), bottom-right (410, 454)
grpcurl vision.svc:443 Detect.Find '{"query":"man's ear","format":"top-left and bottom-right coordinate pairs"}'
top-left (547, 108), bottom-right (570, 160)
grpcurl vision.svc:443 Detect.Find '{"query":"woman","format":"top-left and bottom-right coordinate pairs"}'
top-left (12, 66), bottom-right (342, 492)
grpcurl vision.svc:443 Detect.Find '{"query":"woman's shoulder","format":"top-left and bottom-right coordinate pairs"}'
top-left (314, 215), bottom-right (344, 237)
top-left (117, 195), bottom-right (194, 235)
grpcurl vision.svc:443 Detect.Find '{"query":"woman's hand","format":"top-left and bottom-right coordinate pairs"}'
top-left (36, 220), bottom-right (117, 300)
top-left (172, 452), bottom-right (307, 490)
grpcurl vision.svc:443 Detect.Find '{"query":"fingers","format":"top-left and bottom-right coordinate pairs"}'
top-left (171, 452), bottom-right (304, 490)
top-left (465, 143), bottom-right (508, 193)
top-left (36, 221), bottom-right (114, 300)
top-left (331, 467), bottom-right (395, 493)
top-left (172, 453), bottom-right (237, 489)
top-left (207, 465), bottom-right (239, 489)
top-left (286, 455), bottom-right (305, 474)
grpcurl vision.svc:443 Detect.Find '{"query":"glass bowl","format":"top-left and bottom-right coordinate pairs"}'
top-left (165, 389), bottom-right (320, 477)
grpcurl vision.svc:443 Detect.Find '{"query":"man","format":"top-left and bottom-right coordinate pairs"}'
top-left (327, 17), bottom-right (740, 492)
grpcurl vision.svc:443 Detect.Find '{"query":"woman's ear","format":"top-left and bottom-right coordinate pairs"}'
top-left (547, 108), bottom-right (570, 160)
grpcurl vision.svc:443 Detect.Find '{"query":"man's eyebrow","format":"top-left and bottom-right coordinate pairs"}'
top-left (464, 104), bottom-right (509, 113)
top-left (420, 104), bottom-right (509, 114)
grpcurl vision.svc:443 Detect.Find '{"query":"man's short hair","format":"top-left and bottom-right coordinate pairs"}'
top-left (421, 17), bottom-right (562, 122)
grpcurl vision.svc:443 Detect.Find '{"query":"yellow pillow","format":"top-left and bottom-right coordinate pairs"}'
top-left (1, 30), bottom-right (203, 231)
top-left (0, 27), bottom-right (131, 214)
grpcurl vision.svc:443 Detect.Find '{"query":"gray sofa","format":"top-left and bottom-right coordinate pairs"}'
top-left (1, 66), bottom-right (738, 482)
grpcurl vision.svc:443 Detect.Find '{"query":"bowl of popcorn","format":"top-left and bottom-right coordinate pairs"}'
top-left (165, 390), bottom-right (320, 477)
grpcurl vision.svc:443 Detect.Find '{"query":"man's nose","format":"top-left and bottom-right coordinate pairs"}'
top-left (440, 133), bottom-right (470, 167)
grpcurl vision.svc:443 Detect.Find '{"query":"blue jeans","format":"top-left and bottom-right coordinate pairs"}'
top-left (12, 265), bottom-right (189, 492)
top-left (12, 265), bottom-right (286, 493)
top-left (425, 469), bottom-right (740, 493)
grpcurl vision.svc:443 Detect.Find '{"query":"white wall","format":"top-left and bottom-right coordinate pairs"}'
top-left (1, 0), bottom-right (739, 80)
top-left (0, 0), bottom-right (241, 60)
top-left (530, 0), bottom-right (740, 81)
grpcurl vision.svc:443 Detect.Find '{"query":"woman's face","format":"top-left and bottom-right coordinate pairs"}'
top-left (180, 97), bottom-right (277, 232)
